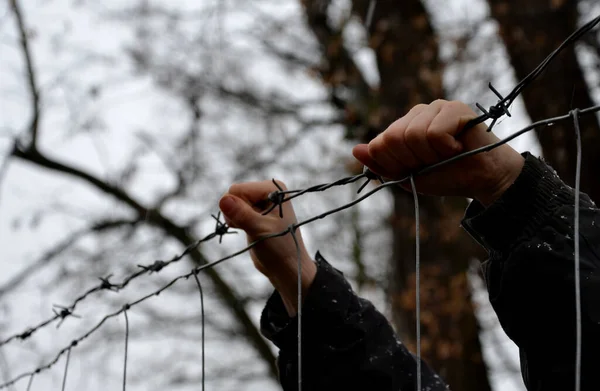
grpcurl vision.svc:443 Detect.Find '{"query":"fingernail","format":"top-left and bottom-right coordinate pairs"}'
top-left (219, 195), bottom-right (237, 217)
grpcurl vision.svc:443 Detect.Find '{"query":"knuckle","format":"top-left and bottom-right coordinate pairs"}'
top-left (381, 128), bottom-right (401, 145)
top-left (404, 124), bottom-right (422, 143)
top-left (367, 135), bottom-right (384, 156)
top-left (426, 126), bottom-right (445, 142)
top-left (412, 103), bottom-right (428, 112)
top-left (446, 100), bottom-right (466, 112)
top-left (228, 183), bottom-right (242, 195)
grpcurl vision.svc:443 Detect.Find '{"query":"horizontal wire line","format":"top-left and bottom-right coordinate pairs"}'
top-left (1, 103), bottom-right (599, 389)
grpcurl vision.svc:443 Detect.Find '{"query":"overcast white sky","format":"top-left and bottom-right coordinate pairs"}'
top-left (5, 0), bottom-right (597, 390)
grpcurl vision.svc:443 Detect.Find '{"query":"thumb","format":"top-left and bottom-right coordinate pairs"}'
top-left (219, 194), bottom-right (263, 235)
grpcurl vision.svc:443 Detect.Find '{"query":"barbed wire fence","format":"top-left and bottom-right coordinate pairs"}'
top-left (1, 3), bottom-right (600, 391)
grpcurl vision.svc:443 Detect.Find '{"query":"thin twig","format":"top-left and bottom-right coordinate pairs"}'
top-left (9, 0), bottom-right (41, 147)
top-left (2, 104), bottom-right (599, 389)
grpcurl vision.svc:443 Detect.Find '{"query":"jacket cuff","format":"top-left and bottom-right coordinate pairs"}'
top-left (260, 251), bottom-right (354, 352)
top-left (462, 152), bottom-right (574, 255)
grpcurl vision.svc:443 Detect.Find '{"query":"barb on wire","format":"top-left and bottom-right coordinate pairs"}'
top-left (261, 173), bottom-right (367, 218)
top-left (212, 211), bottom-right (236, 243)
top-left (357, 165), bottom-right (384, 194)
top-left (98, 274), bottom-right (119, 292)
top-left (463, 15), bottom-right (600, 134)
top-left (52, 305), bottom-right (81, 328)
top-left (0, 214), bottom-right (233, 349)
top-left (266, 179), bottom-right (286, 218)
top-left (3, 103), bottom-right (600, 390)
top-left (572, 109), bottom-right (582, 391)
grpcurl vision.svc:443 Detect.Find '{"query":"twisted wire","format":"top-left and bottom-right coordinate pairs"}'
top-left (1, 14), bottom-right (599, 386)
top-left (0, 213), bottom-right (234, 349)
top-left (2, 103), bottom-right (598, 389)
top-left (462, 15), bottom-right (600, 134)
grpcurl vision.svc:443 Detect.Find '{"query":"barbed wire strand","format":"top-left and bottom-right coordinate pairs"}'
top-left (572, 109), bottom-right (582, 391)
top-left (0, 215), bottom-right (235, 349)
top-left (61, 348), bottom-right (71, 391)
top-left (2, 103), bottom-right (600, 389)
top-left (409, 175), bottom-right (421, 391)
top-left (4, 9), bottom-right (596, 344)
top-left (262, 174), bottom-right (367, 216)
top-left (192, 273), bottom-right (206, 391)
top-left (462, 15), bottom-right (600, 134)
top-left (289, 226), bottom-right (303, 391)
top-left (123, 306), bottom-right (130, 391)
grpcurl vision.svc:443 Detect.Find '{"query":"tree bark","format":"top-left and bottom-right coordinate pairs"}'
top-left (301, 1), bottom-right (492, 389)
top-left (488, 0), bottom-right (600, 203)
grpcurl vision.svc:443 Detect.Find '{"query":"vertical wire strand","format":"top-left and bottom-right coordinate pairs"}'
top-left (192, 273), bottom-right (206, 391)
top-left (25, 375), bottom-right (33, 391)
top-left (61, 348), bottom-right (71, 391)
top-left (122, 307), bottom-right (130, 391)
top-left (572, 109), bottom-right (582, 391)
top-left (365, 0), bottom-right (376, 30)
top-left (289, 227), bottom-right (302, 391)
top-left (409, 175), bottom-right (421, 391)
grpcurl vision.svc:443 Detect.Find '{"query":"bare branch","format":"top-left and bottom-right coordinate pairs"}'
top-left (10, 143), bottom-right (278, 378)
top-left (9, 0), bottom-right (40, 148)
top-left (0, 219), bottom-right (135, 298)
top-left (301, 0), bottom-right (377, 139)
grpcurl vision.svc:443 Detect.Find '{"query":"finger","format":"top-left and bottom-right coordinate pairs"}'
top-left (362, 104), bottom-right (428, 177)
top-left (368, 135), bottom-right (404, 177)
top-left (403, 101), bottom-right (445, 165)
top-left (426, 101), bottom-right (471, 157)
top-left (352, 144), bottom-right (389, 177)
top-left (219, 194), bottom-right (266, 235)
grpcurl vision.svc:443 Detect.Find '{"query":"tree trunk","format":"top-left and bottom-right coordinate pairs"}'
top-left (488, 0), bottom-right (600, 203)
top-left (301, 1), bottom-right (492, 389)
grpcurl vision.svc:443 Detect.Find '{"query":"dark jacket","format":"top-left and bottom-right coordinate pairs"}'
top-left (260, 153), bottom-right (600, 390)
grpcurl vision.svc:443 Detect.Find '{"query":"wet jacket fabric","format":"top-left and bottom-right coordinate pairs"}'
top-left (260, 153), bottom-right (600, 390)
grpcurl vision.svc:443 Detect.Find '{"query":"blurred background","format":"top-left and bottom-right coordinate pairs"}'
top-left (1, 0), bottom-right (599, 390)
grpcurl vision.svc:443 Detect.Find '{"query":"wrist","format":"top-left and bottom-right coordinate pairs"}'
top-left (268, 255), bottom-right (317, 317)
top-left (475, 146), bottom-right (525, 207)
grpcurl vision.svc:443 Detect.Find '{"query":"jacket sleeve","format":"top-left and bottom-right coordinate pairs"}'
top-left (462, 152), bottom-right (600, 391)
top-left (260, 251), bottom-right (449, 391)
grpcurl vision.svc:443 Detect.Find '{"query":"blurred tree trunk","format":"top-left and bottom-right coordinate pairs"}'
top-left (488, 0), bottom-right (600, 203)
top-left (301, 1), bottom-right (491, 389)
